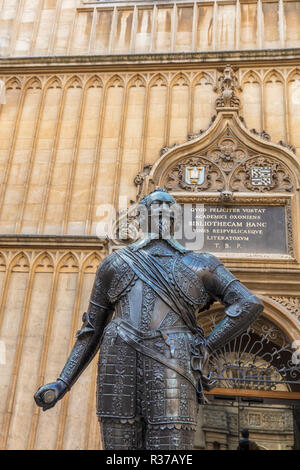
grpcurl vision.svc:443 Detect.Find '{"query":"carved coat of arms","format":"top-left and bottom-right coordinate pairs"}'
top-left (185, 166), bottom-right (205, 185)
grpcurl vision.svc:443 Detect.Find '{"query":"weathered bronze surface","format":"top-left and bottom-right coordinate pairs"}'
top-left (34, 189), bottom-right (263, 450)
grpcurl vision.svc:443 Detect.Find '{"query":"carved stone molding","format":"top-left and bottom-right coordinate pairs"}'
top-left (278, 140), bottom-right (296, 155)
top-left (160, 129), bottom-right (295, 195)
top-left (133, 164), bottom-right (153, 201)
top-left (187, 130), bottom-right (205, 141)
top-left (0, 248), bottom-right (106, 272)
top-left (286, 200), bottom-right (294, 257)
top-left (239, 409), bottom-right (293, 432)
top-left (0, 235), bottom-right (108, 250)
top-left (159, 143), bottom-right (178, 157)
top-left (174, 195), bottom-right (290, 205)
top-left (250, 129), bottom-right (271, 141)
top-left (270, 296), bottom-right (300, 321)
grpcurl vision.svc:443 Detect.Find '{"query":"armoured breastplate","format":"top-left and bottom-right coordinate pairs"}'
top-left (108, 240), bottom-right (212, 332)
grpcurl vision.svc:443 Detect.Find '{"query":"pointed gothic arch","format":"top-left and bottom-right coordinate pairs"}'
top-left (198, 302), bottom-right (300, 393)
top-left (24, 77), bottom-right (42, 91)
top-left (149, 73), bottom-right (168, 88)
top-left (143, 107), bottom-right (300, 194)
top-left (106, 74), bottom-right (125, 89)
top-left (32, 252), bottom-right (55, 273)
top-left (57, 252), bottom-right (79, 272)
top-left (127, 74), bottom-right (146, 88)
top-left (10, 252), bottom-right (30, 272)
top-left (5, 77), bottom-right (22, 91)
top-left (82, 252), bottom-right (102, 273)
top-left (85, 75), bottom-right (103, 90)
top-left (45, 76), bottom-right (63, 90)
top-left (65, 75), bottom-right (83, 89)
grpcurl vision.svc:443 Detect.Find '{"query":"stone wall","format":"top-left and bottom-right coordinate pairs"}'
top-left (0, 243), bottom-right (107, 449)
top-left (1, 1), bottom-right (300, 57)
top-left (0, 67), bottom-right (300, 235)
top-left (0, 0), bottom-right (300, 450)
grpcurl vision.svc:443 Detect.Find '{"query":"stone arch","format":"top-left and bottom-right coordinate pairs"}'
top-left (142, 105), bottom-right (300, 196)
top-left (85, 75), bottom-right (103, 89)
top-left (286, 69), bottom-right (300, 150)
top-left (5, 77), bottom-right (22, 91)
top-left (263, 69), bottom-right (285, 85)
top-left (241, 70), bottom-right (262, 86)
top-left (24, 77), bottom-right (42, 90)
top-left (170, 72), bottom-right (190, 88)
top-left (198, 299), bottom-right (300, 392)
top-left (192, 72), bottom-right (214, 87)
top-left (65, 75), bottom-right (83, 89)
top-left (57, 252), bottom-right (79, 272)
top-left (127, 74), bottom-right (146, 88)
top-left (240, 71), bottom-right (262, 130)
top-left (198, 297), bottom-right (299, 346)
top-left (32, 252), bottom-right (55, 273)
top-left (10, 252), bottom-right (30, 272)
top-left (0, 252), bottom-right (6, 271)
top-left (82, 252), bottom-right (102, 273)
top-left (260, 296), bottom-right (300, 344)
top-left (263, 71), bottom-right (286, 144)
top-left (106, 74), bottom-right (125, 89)
top-left (192, 72), bottom-right (217, 134)
top-left (45, 76), bottom-right (62, 90)
top-left (287, 68), bottom-right (300, 84)
top-left (149, 73), bottom-right (168, 88)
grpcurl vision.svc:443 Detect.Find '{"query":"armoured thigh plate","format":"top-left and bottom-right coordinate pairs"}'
top-left (140, 332), bottom-right (198, 427)
top-left (97, 321), bottom-right (137, 419)
top-left (97, 319), bottom-right (198, 427)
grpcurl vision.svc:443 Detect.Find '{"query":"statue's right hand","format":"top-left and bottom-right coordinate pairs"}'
top-left (34, 380), bottom-right (68, 412)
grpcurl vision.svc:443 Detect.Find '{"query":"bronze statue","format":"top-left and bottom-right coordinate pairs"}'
top-left (34, 188), bottom-right (263, 450)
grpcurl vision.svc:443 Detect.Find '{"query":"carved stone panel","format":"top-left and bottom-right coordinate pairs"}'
top-left (270, 297), bottom-right (300, 321)
top-left (230, 156), bottom-right (294, 193)
top-left (179, 203), bottom-right (290, 255)
top-left (164, 156), bottom-right (225, 193)
top-left (157, 127), bottom-right (295, 195)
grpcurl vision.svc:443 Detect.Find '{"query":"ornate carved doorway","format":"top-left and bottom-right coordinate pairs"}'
top-left (196, 311), bottom-right (300, 450)
top-left (196, 401), bottom-right (297, 450)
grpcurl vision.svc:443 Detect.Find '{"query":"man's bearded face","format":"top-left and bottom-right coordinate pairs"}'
top-left (137, 191), bottom-right (178, 238)
top-left (149, 200), bottom-right (174, 238)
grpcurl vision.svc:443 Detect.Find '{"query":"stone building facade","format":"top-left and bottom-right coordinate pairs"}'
top-left (0, 0), bottom-right (300, 450)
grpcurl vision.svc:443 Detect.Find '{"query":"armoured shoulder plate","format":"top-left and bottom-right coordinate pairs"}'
top-left (107, 250), bottom-right (137, 304)
top-left (199, 252), bottom-right (224, 272)
top-left (172, 253), bottom-right (211, 308)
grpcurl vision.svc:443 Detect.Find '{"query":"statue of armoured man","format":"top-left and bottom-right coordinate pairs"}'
top-left (34, 188), bottom-right (264, 450)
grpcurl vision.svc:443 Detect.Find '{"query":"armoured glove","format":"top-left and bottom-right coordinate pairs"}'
top-left (34, 380), bottom-right (69, 411)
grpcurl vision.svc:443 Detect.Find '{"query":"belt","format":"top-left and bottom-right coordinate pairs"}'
top-left (112, 318), bottom-right (197, 390)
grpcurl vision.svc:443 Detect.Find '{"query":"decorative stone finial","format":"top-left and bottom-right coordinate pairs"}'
top-left (215, 65), bottom-right (241, 110)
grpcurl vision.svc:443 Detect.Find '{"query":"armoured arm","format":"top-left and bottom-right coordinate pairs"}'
top-left (34, 256), bottom-right (114, 410)
top-left (58, 258), bottom-right (114, 389)
top-left (202, 256), bottom-right (264, 353)
top-left (58, 303), bottom-right (113, 389)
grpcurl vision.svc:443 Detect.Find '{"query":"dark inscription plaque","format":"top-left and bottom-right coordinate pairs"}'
top-left (179, 204), bottom-right (287, 254)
